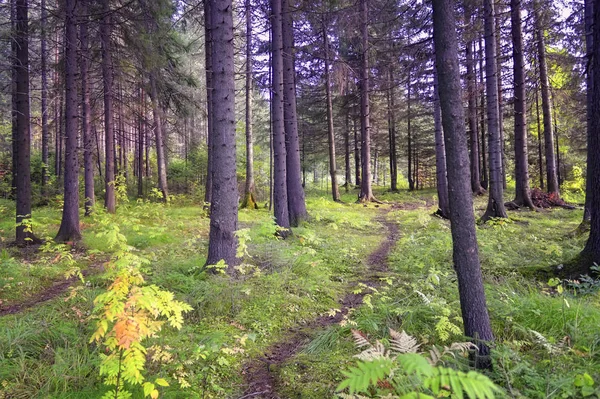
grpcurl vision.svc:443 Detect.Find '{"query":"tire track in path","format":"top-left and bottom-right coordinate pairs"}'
top-left (240, 210), bottom-right (400, 399)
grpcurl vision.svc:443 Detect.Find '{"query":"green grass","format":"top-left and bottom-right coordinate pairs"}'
top-left (0, 189), bottom-right (599, 398)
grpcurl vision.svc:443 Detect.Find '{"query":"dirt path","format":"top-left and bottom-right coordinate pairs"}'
top-left (0, 262), bottom-right (102, 317)
top-left (240, 212), bottom-right (400, 399)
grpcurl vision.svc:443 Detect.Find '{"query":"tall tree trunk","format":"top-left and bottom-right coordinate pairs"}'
top-left (206, 0), bottom-right (239, 268)
top-left (101, 0), bottom-right (116, 213)
top-left (511, 0), bottom-right (535, 209)
top-left (496, 7), bottom-right (507, 190)
top-left (433, 70), bottom-right (449, 218)
top-left (583, 0), bottom-right (593, 224)
top-left (282, 0), bottom-right (308, 224)
top-left (534, 0), bottom-right (560, 196)
top-left (407, 72), bottom-right (414, 191)
top-left (344, 107), bottom-right (351, 189)
top-left (354, 115), bottom-right (360, 186)
top-left (481, 0), bottom-right (508, 221)
top-left (41, 0), bottom-right (49, 199)
top-left (241, 0), bottom-right (257, 209)
top-left (204, 0), bottom-right (213, 205)
top-left (14, 0), bottom-right (37, 244)
top-left (11, 0), bottom-right (17, 199)
top-left (271, 0), bottom-right (291, 232)
top-left (138, 87), bottom-right (144, 198)
top-left (56, 0), bottom-right (81, 241)
top-left (432, 0), bottom-right (494, 368)
top-left (387, 67), bottom-right (398, 192)
top-left (535, 70), bottom-right (544, 189)
top-left (358, 0), bottom-right (374, 202)
top-left (577, 0), bottom-right (600, 275)
top-left (80, 0), bottom-right (94, 216)
top-left (464, 2), bottom-right (485, 195)
top-left (149, 73), bottom-right (169, 202)
top-left (478, 36), bottom-right (488, 190)
top-left (323, 24), bottom-right (340, 202)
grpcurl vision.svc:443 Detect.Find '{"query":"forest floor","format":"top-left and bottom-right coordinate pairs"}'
top-left (0, 187), bottom-right (599, 398)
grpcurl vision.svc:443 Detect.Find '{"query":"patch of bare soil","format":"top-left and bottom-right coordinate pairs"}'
top-left (240, 212), bottom-right (399, 399)
top-left (0, 259), bottom-right (104, 317)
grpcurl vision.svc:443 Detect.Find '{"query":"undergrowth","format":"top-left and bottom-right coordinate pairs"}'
top-left (0, 189), bottom-right (598, 398)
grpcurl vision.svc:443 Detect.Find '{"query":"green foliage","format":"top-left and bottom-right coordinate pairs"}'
top-left (89, 220), bottom-right (192, 398)
top-left (337, 329), bottom-right (500, 398)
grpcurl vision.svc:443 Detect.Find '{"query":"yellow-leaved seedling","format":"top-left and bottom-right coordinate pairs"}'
top-left (89, 222), bottom-right (192, 399)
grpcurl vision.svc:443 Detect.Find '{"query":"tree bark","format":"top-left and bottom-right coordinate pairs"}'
top-left (579, 0), bottom-right (600, 273)
top-left (534, 0), bottom-right (560, 196)
top-left (241, 0), bottom-right (257, 209)
top-left (271, 0), bottom-right (291, 232)
top-left (41, 0), bottom-right (49, 199)
top-left (464, 2), bottom-right (485, 195)
top-left (204, 0), bottom-right (213, 205)
top-left (582, 0), bottom-right (593, 224)
top-left (206, 0), bottom-right (239, 268)
top-left (432, 0), bottom-right (494, 368)
top-left (282, 0), bottom-right (308, 224)
top-left (358, 0), bottom-right (375, 202)
top-left (80, 0), bottom-right (94, 216)
top-left (511, 0), bottom-right (535, 209)
top-left (344, 107), bottom-right (352, 189)
top-left (354, 115), bottom-right (360, 186)
top-left (14, 0), bottom-right (37, 245)
top-left (101, 0), bottom-right (116, 213)
top-left (433, 70), bottom-right (449, 219)
top-left (387, 67), bottom-right (398, 192)
top-left (478, 37), bottom-right (488, 190)
top-left (481, 0), bottom-right (508, 222)
top-left (323, 24), bottom-right (340, 202)
top-left (56, 0), bottom-right (82, 242)
top-left (149, 73), bottom-right (169, 202)
top-left (407, 71), bottom-right (414, 191)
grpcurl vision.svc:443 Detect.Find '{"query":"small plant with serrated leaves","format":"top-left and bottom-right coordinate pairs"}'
top-left (337, 329), bottom-right (500, 399)
top-left (89, 222), bottom-right (192, 399)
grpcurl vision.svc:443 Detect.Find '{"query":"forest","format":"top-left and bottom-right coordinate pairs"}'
top-left (0, 0), bottom-right (600, 397)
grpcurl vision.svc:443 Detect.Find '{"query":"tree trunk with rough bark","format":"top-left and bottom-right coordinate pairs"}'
top-left (241, 0), bottom-right (257, 209)
top-left (510, 0), bottom-right (535, 209)
top-left (80, 0), bottom-right (94, 216)
top-left (323, 24), bottom-right (340, 202)
top-left (481, 0), bottom-right (508, 222)
top-left (387, 67), bottom-right (398, 192)
top-left (432, 0), bottom-right (494, 368)
top-left (358, 0), bottom-right (374, 202)
top-left (534, 0), bottom-right (560, 196)
top-left (14, 0), bottom-right (37, 245)
top-left (282, 0), bottom-right (307, 225)
top-left (56, 0), bottom-right (82, 242)
top-left (101, 0), bottom-right (116, 213)
top-left (433, 71), bottom-right (449, 219)
top-left (149, 73), bottom-right (169, 202)
top-left (206, 0), bottom-right (239, 268)
top-left (578, 0), bottom-right (600, 275)
top-left (464, 2), bottom-right (485, 195)
top-left (271, 0), bottom-right (291, 233)
top-left (41, 0), bottom-right (49, 199)
top-left (204, 0), bottom-right (213, 205)
top-left (582, 0), bottom-right (594, 225)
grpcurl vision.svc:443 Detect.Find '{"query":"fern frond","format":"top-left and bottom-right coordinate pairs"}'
top-left (337, 357), bottom-right (394, 394)
top-left (529, 329), bottom-right (558, 353)
top-left (389, 329), bottom-right (420, 354)
top-left (447, 341), bottom-right (478, 354)
top-left (351, 329), bottom-right (371, 349)
top-left (424, 367), bottom-right (499, 399)
top-left (355, 340), bottom-right (388, 361)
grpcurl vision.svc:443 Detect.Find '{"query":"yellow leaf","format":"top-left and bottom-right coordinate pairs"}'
top-left (151, 389), bottom-right (159, 399)
top-left (155, 378), bottom-right (169, 387)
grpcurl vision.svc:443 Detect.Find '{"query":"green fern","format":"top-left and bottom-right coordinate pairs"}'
top-left (337, 329), bottom-right (501, 399)
top-left (337, 357), bottom-right (395, 394)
